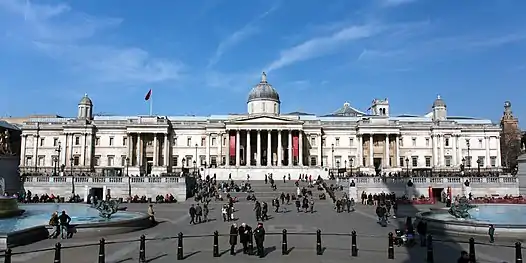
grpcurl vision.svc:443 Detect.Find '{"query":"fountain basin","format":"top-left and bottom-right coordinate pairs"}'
top-left (0, 203), bottom-right (152, 249)
top-left (416, 204), bottom-right (526, 238)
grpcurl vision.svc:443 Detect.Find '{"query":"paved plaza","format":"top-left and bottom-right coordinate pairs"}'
top-left (6, 199), bottom-right (516, 263)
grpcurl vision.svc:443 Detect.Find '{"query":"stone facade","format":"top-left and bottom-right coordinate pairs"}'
top-left (17, 73), bottom-right (502, 180)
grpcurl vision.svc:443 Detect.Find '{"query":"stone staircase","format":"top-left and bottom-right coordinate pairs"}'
top-left (225, 180), bottom-right (327, 202)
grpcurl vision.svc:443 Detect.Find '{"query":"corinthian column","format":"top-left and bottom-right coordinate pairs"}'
top-left (277, 130), bottom-right (282, 166)
top-left (235, 130), bottom-right (240, 166)
top-left (257, 130), bottom-right (261, 166)
top-left (246, 130), bottom-right (251, 166)
top-left (267, 130), bottom-right (271, 166)
top-left (288, 130), bottom-right (292, 167)
top-left (299, 132), bottom-right (303, 166)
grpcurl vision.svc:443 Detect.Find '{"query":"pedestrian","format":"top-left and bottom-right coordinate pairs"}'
top-left (48, 212), bottom-right (59, 238)
top-left (58, 210), bottom-right (71, 239)
top-left (195, 204), bottom-right (203, 223)
top-left (488, 224), bottom-right (495, 243)
top-left (147, 204), bottom-right (155, 224)
top-left (229, 223), bottom-right (238, 255)
top-left (189, 204), bottom-right (196, 224)
top-left (238, 223), bottom-right (251, 254)
top-left (254, 223), bottom-right (266, 258)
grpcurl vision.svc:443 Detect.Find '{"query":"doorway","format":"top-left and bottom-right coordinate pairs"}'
top-left (146, 157), bottom-right (153, 175)
top-left (373, 158), bottom-right (382, 175)
top-left (432, 188), bottom-right (444, 202)
top-left (90, 187), bottom-right (103, 201)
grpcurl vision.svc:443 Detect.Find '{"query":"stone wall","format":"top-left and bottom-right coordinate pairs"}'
top-left (206, 167), bottom-right (329, 180)
top-left (0, 156), bottom-right (20, 194)
top-left (22, 176), bottom-right (187, 202)
top-left (343, 176), bottom-right (519, 198)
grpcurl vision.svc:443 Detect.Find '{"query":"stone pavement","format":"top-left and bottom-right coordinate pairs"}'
top-left (5, 201), bottom-right (516, 263)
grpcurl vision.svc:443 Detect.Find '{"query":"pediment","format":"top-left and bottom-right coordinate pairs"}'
top-left (229, 115), bottom-right (300, 124)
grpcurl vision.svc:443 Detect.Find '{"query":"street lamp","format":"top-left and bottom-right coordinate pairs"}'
top-left (466, 141), bottom-right (471, 169)
top-left (461, 158), bottom-right (465, 172)
top-left (405, 157), bottom-right (410, 176)
top-left (69, 157), bottom-right (74, 176)
top-left (331, 143), bottom-right (335, 172)
top-left (55, 142), bottom-right (62, 175)
top-left (70, 157), bottom-right (75, 195)
top-left (344, 159), bottom-right (347, 174)
top-left (350, 157), bottom-right (354, 177)
top-left (476, 158), bottom-right (481, 175)
top-left (193, 160), bottom-right (197, 174)
top-left (52, 156), bottom-right (58, 176)
top-left (182, 158), bottom-right (186, 174)
top-left (125, 157), bottom-right (130, 177)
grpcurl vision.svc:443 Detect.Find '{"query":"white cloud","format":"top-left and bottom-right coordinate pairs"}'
top-left (0, 0), bottom-right (183, 85)
top-left (382, 0), bottom-right (418, 7)
top-left (265, 25), bottom-right (380, 72)
top-left (207, 3), bottom-right (279, 68)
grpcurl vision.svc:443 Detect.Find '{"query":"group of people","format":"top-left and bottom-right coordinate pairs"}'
top-left (227, 222), bottom-right (267, 257)
top-left (48, 210), bottom-right (74, 239)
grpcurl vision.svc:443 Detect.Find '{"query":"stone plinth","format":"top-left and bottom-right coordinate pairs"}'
top-left (0, 156), bottom-right (20, 194)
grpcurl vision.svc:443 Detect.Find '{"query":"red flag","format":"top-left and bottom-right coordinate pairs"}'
top-left (144, 89), bottom-right (152, 101)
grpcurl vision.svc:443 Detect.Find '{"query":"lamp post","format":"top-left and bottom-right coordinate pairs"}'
top-left (350, 157), bottom-right (354, 177)
top-left (476, 159), bottom-right (481, 176)
top-left (331, 143), bottom-right (335, 173)
top-left (193, 160), bottom-right (197, 174)
top-left (405, 157), bottom-right (410, 176)
top-left (466, 141), bottom-right (471, 170)
top-left (182, 158), bottom-right (186, 174)
top-left (52, 156), bottom-right (58, 176)
top-left (126, 157), bottom-right (131, 198)
top-left (70, 157), bottom-right (75, 195)
top-left (55, 142), bottom-right (62, 176)
top-left (336, 160), bottom-right (340, 178)
top-left (344, 159), bottom-right (347, 175)
top-left (69, 157), bottom-right (73, 176)
top-left (461, 158), bottom-right (465, 173)
top-left (195, 143), bottom-right (198, 174)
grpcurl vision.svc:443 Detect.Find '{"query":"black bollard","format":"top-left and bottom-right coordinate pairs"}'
top-left (469, 237), bottom-right (476, 263)
top-left (282, 229), bottom-right (288, 255)
top-left (4, 248), bottom-right (12, 263)
top-left (248, 229), bottom-right (254, 256)
top-left (426, 235), bottom-right (434, 263)
top-left (98, 238), bottom-right (105, 263)
top-left (388, 232), bottom-right (394, 259)
top-left (213, 231), bottom-right (219, 257)
top-left (54, 242), bottom-right (61, 263)
top-left (139, 235), bottom-right (146, 263)
top-left (316, 229), bottom-right (322, 255)
top-left (177, 232), bottom-right (184, 260)
top-left (516, 242), bottom-right (522, 263)
top-left (351, 230), bottom-right (358, 257)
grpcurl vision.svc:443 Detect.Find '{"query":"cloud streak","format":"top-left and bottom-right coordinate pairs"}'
top-left (266, 24), bottom-right (380, 72)
top-left (207, 3), bottom-right (280, 68)
top-left (0, 0), bottom-right (183, 86)
top-left (381, 0), bottom-right (418, 7)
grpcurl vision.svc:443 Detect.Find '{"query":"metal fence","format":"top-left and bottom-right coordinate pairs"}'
top-left (1, 231), bottom-right (523, 263)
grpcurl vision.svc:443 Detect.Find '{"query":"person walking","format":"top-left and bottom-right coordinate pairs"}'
top-left (229, 224), bottom-right (238, 255)
top-left (58, 211), bottom-right (71, 239)
top-left (254, 223), bottom-right (266, 258)
top-left (488, 224), bottom-right (495, 243)
top-left (147, 204), bottom-right (156, 224)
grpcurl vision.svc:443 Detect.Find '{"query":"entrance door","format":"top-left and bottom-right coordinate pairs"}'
top-left (432, 188), bottom-right (444, 202)
top-left (373, 158), bottom-right (382, 173)
top-left (146, 157), bottom-right (153, 175)
top-left (90, 187), bottom-right (103, 201)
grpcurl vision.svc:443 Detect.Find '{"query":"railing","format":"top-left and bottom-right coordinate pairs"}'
top-left (343, 176), bottom-right (518, 186)
top-left (1, 231), bottom-right (522, 262)
top-left (23, 176), bottom-right (184, 184)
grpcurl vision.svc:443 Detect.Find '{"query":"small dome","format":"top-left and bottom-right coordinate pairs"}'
top-left (432, 95), bottom-right (446, 108)
top-left (247, 72), bottom-right (280, 103)
top-left (79, 94), bottom-right (93, 106)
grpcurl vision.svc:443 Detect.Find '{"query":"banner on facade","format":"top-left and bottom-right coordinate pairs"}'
top-left (292, 135), bottom-right (299, 157)
top-left (229, 135), bottom-right (236, 157)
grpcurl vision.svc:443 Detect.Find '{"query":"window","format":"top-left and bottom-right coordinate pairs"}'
top-left (210, 156), bottom-right (217, 166)
top-left (425, 156), bottom-right (431, 167)
top-left (200, 155), bottom-right (206, 165)
top-left (310, 137), bottom-right (316, 146)
top-left (322, 138), bottom-right (326, 146)
top-left (107, 156), bottom-right (114, 166)
top-left (212, 137), bottom-right (216, 146)
top-left (187, 137), bottom-right (191, 147)
top-left (38, 156), bottom-right (45, 166)
top-left (172, 156), bottom-right (179, 166)
top-left (445, 138), bottom-right (450, 147)
top-left (412, 138), bottom-right (416, 147)
top-left (411, 156), bottom-right (418, 167)
top-left (445, 156), bottom-right (452, 167)
top-left (399, 157), bottom-right (404, 167)
top-left (39, 138), bottom-right (44, 147)
top-left (75, 136), bottom-right (80, 145)
top-left (121, 156), bottom-right (127, 166)
top-left (477, 156), bottom-right (485, 167)
top-left (53, 138), bottom-right (59, 146)
top-left (223, 137), bottom-right (226, 146)
top-left (94, 156), bottom-right (100, 166)
top-left (123, 137), bottom-right (127, 146)
top-left (25, 156), bottom-right (33, 166)
top-left (425, 138), bottom-right (430, 147)
top-left (478, 139), bottom-right (483, 148)
top-left (310, 156), bottom-right (317, 166)
top-left (335, 137), bottom-right (340, 146)
top-left (274, 104), bottom-right (277, 113)
top-left (51, 155), bottom-right (58, 167)
top-left (173, 137), bottom-right (178, 146)
top-left (109, 137), bottom-right (114, 146)
top-left (95, 137), bottom-right (100, 146)
top-left (399, 138), bottom-right (404, 147)
top-left (73, 156), bottom-right (80, 166)
top-left (201, 138), bottom-right (206, 147)
top-left (490, 156), bottom-right (496, 167)
top-left (349, 138), bottom-right (354, 146)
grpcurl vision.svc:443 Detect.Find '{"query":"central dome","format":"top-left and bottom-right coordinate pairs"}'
top-left (247, 72), bottom-right (280, 103)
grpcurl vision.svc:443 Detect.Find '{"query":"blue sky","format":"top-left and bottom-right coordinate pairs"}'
top-left (0, 0), bottom-right (525, 126)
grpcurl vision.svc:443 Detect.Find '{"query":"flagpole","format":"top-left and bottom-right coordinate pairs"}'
top-left (149, 93), bottom-right (153, 116)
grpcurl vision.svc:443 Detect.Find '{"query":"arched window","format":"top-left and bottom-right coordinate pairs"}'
top-left (274, 103), bottom-right (277, 113)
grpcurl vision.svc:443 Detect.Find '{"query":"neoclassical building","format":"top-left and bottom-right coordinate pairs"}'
top-left (18, 73), bottom-right (502, 179)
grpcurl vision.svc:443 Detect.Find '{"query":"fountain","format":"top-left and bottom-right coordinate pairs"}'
top-left (416, 198), bottom-right (526, 237)
top-left (0, 200), bottom-right (152, 249)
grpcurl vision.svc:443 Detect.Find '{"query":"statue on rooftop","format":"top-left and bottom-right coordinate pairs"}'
top-left (448, 196), bottom-right (476, 219)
